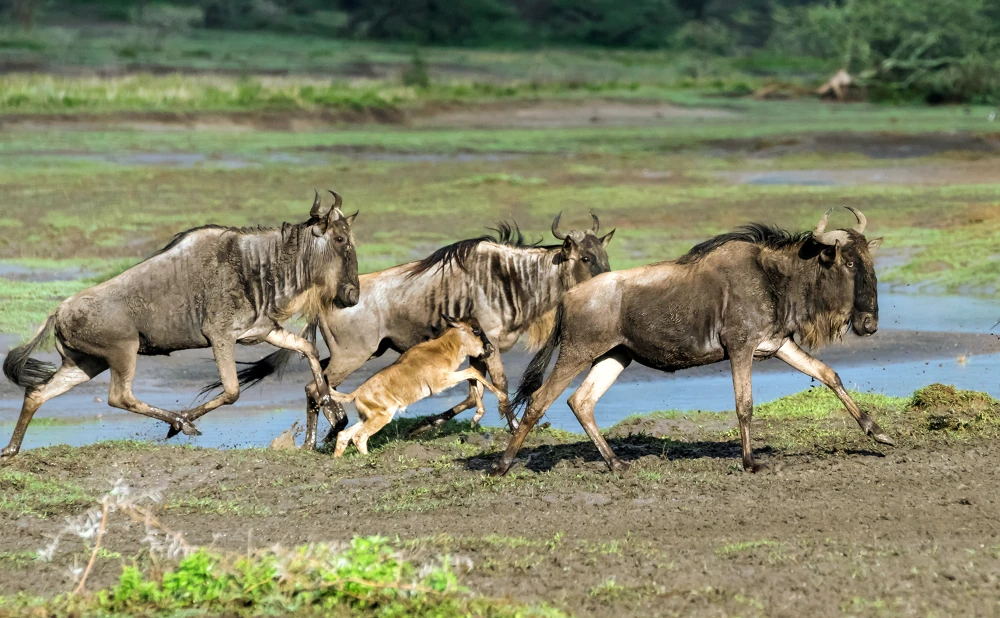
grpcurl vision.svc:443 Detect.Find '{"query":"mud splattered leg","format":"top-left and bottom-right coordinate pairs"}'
top-left (567, 349), bottom-right (632, 473)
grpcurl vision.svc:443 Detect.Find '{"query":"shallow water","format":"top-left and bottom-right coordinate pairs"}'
top-left (3, 286), bottom-right (997, 450)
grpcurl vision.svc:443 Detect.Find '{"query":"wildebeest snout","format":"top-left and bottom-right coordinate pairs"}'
top-left (338, 283), bottom-right (360, 307)
top-left (853, 312), bottom-right (878, 336)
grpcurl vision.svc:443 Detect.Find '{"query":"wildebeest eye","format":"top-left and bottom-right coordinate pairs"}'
top-left (472, 328), bottom-right (481, 335)
top-left (846, 261), bottom-right (855, 268)
top-left (581, 256), bottom-right (591, 263)
top-left (335, 236), bottom-right (345, 243)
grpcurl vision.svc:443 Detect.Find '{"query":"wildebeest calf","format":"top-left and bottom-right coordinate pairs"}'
top-left (2, 191), bottom-right (360, 457)
top-left (329, 316), bottom-right (504, 457)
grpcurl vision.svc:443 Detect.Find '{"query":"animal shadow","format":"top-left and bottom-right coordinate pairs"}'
top-left (462, 435), bottom-right (771, 473)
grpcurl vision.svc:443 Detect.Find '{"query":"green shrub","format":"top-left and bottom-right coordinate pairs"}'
top-left (769, 0), bottom-right (1000, 103)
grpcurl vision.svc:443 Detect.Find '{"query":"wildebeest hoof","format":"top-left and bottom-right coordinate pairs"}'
top-left (0, 445), bottom-right (18, 459)
top-left (871, 431), bottom-right (895, 446)
top-left (168, 420), bottom-right (201, 438)
top-left (609, 459), bottom-right (631, 475)
top-left (488, 461), bottom-right (512, 477)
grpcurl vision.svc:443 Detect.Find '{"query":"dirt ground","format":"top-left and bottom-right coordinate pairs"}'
top-left (2, 392), bottom-right (1000, 617)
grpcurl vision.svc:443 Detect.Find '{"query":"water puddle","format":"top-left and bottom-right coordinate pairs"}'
top-left (2, 287), bottom-right (998, 450)
top-left (716, 161), bottom-right (1000, 187)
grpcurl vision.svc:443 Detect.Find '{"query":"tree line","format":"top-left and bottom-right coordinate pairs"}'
top-left (4, 0), bottom-right (1000, 103)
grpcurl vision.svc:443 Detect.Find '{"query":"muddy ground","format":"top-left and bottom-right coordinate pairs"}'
top-left (2, 389), bottom-right (1000, 617)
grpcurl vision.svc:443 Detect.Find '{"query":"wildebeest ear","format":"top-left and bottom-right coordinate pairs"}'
top-left (818, 241), bottom-right (841, 267)
top-left (867, 237), bottom-right (883, 255)
top-left (600, 228), bottom-right (615, 248)
top-left (440, 313), bottom-right (458, 327)
top-left (345, 210), bottom-right (359, 226)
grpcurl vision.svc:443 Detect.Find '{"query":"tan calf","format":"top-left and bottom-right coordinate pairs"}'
top-left (330, 316), bottom-right (504, 457)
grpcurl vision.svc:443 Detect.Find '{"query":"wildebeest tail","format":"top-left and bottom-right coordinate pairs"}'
top-left (3, 315), bottom-right (57, 391)
top-left (511, 303), bottom-right (564, 412)
top-left (198, 320), bottom-right (320, 397)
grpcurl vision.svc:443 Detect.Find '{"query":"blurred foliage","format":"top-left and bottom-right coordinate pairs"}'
top-left (770, 0), bottom-right (1000, 103)
top-left (1, 0), bottom-right (999, 102)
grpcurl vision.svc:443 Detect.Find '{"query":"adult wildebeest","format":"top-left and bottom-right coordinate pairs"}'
top-left (493, 207), bottom-right (892, 475)
top-left (205, 214), bottom-right (614, 441)
top-left (330, 316), bottom-right (505, 457)
top-left (2, 191), bottom-right (360, 458)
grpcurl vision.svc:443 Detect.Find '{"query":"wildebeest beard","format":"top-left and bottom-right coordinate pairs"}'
top-left (265, 221), bottom-right (357, 321)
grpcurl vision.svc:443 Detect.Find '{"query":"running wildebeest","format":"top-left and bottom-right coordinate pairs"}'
top-left (330, 316), bottom-right (505, 457)
top-left (204, 214), bottom-right (614, 441)
top-left (2, 191), bottom-right (360, 458)
top-left (493, 207), bottom-right (892, 475)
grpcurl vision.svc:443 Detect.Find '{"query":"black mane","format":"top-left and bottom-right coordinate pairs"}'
top-left (407, 220), bottom-right (541, 278)
top-left (676, 223), bottom-right (810, 265)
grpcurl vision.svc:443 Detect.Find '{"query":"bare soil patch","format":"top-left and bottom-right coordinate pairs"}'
top-left (2, 395), bottom-right (1000, 616)
top-left (706, 132), bottom-right (1000, 159)
top-left (412, 100), bottom-right (741, 129)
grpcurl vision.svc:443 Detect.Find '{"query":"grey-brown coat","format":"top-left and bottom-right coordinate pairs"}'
top-left (495, 207), bottom-right (891, 475)
top-left (2, 191), bottom-right (360, 457)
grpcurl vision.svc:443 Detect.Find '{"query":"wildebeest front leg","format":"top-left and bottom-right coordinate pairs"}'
top-left (775, 340), bottom-right (894, 445)
top-left (730, 350), bottom-right (759, 472)
top-left (449, 367), bottom-right (506, 400)
top-left (264, 328), bottom-right (331, 402)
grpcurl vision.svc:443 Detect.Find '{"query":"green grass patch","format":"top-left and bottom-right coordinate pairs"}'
top-left (0, 536), bottom-right (565, 617)
top-left (0, 470), bottom-right (96, 519)
top-left (717, 540), bottom-right (781, 556)
top-left (756, 388), bottom-right (908, 421)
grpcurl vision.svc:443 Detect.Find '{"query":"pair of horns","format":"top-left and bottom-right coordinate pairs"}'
top-left (813, 206), bottom-right (867, 246)
top-left (311, 189), bottom-right (344, 219)
top-left (551, 212), bottom-right (600, 240)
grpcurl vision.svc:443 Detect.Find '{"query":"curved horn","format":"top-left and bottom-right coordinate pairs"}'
top-left (845, 206), bottom-right (866, 234)
top-left (590, 211), bottom-right (600, 234)
top-left (551, 212), bottom-right (566, 240)
top-left (327, 190), bottom-right (343, 210)
top-left (310, 189), bottom-right (322, 218)
top-left (812, 208), bottom-right (849, 246)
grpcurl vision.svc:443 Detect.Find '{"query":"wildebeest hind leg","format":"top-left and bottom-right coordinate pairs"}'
top-left (730, 350), bottom-right (759, 472)
top-left (567, 349), bottom-right (632, 473)
top-left (491, 355), bottom-right (590, 476)
top-left (775, 340), bottom-right (894, 445)
top-left (168, 338), bottom-right (239, 438)
top-left (2, 351), bottom-right (106, 459)
top-left (105, 344), bottom-right (200, 438)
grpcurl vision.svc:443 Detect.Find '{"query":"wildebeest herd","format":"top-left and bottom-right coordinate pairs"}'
top-left (3, 193), bottom-right (891, 474)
